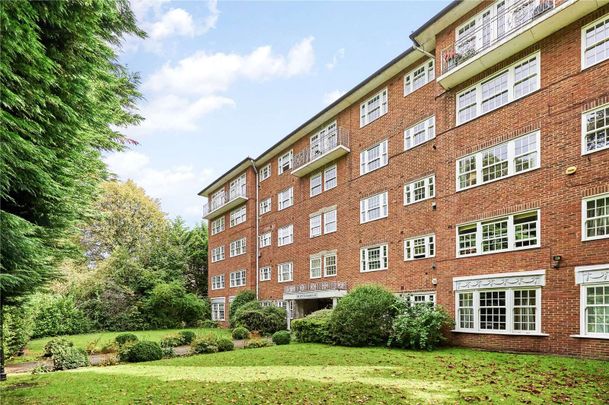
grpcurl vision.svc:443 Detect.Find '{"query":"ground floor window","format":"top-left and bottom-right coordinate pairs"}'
top-left (211, 299), bottom-right (225, 321)
top-left (575, 264), bottom-right (609, 338)
top-left (399, 292), bottom-right (436, 306)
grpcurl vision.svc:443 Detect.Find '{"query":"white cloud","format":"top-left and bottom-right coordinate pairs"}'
top-left (326, 48), bottom-right (345, 70)
top-left (104, 151), bottom-right (150, 177)
top-left (322, 89), bottom-right (346, 105)
top-left (148, 8), bottom-right (195, 41)
top-left (201, 0), bottom-right (219, 33)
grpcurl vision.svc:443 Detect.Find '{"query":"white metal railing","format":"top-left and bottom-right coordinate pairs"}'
top-left (292, 128), bottom-right (349, 171)
top-left (440, 0), bottom-right (555, 75)
top-left (202, 187), bottom-right (247, 217)
top-left (284, 281), bottom-right (348, 294)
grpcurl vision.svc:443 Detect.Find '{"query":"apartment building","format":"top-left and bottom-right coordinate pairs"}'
top-left (199, 0), bottom-right (609, 358)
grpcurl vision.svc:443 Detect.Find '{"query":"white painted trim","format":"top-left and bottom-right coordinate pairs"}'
top-left (581, 193), bottom-right (609, 241)
top-left (360, 88), bottom-right (388, 128)
top-left (575, 263), bottom-right (609, 284)
top-left (404, 174), bottom-right (436, 205)
top-left (581, 103), bottom-right (609, 155)
top-left (453, 269), bottom-right (546, 291)
top-left (581, 13), bottom-right (609, 71)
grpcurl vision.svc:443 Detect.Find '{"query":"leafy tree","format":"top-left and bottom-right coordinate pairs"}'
top-left (143, 282), bottom-right (210, 328)
top-left (181, 222), bottom-right (208, 296)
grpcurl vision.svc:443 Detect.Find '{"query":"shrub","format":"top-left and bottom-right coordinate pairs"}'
top-left (123, 341), bottom-right (163, 362)
top-left (178, 330), bottom-right (196, 345)
top-left (197, 319), bottom-right (218, 328)
top-left (2, 305), bottom-right (35, 359)
top-left (191, 334), bottom-right (219, 354)
top-left (261, 306), bottom-right (288, 335)
top-left (52, 346), bottom-right (89, 370)
top-left (229, 290), bottom-right (256, 326)
top-left (272, 330), bottom-right (291, 345)
top-left (31, 364), bottom-right (52, 375)
top-left (231, 326), bottom-right (250, 340)
top-left (216, 337), bottom-right (235, 352)
top-left (100, 341), bottom-right (118, 354)
top-left (29, 294), bottom-right (91, 338)
top-left (329, 285), bottom-right (401, 347)
top-left (143, 282), bottom-right (209, 328)
top-left (43, 338), bottom-right (73, 357)
top-left (291, 309), bottom-right (333, 344)
top-left (85, 338), bottom-right (101, 355)
top-left (234, 302), bottom-right (287, 335)
top-left (160, 333), bottom-right (183, 348)
top-left (115, 333), bottom-right (138, 346)
top-left (244, 339), bottom-right (273, 349)
top-left (389, 304), bottom-right (453, 351)
top-left (161, 346), bottom-right (175, 358)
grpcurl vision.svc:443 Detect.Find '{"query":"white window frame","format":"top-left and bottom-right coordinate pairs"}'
top-left (278, 150), bottom-right (293, 175)
top-left (404, 175), bottom-right (435, 205)
top-left (229, 270), bottom-right (247, 288)
top-left (404, 59), bottom-right (435, 96)
top-left (211, 246), bottom-right (225, 263)
top-left (404, 234), bottom-right (436, 261)
top-left (310, 255), bottom-right (322, 279)
top-left (324, 252), bottom-right (337, 277)
top-left (229, 237), bottom-right (246, 257)
top-left (575, 264), bottom-right (609, 339)
top-left (278, 187), bottom-right (294, 210)
top-left (259, 231), bottom-right (271, 248)
top-left (456, 131), bottom-right (541, 191)
top-left (360, 88), bottom-right (388, 127)
top-left (259, 197), bottom-right (271, 215)
top-left (581, 14), bottom-right (609, 70)
top-left (309, 214), bottom-right (322, 238)
top-left (324, 209), bottom-right (337, 234)
top-left (211, 275), bottom-right (225, 290)
top-left (278, 262), bottom-right (293, 283)
top-left (360, 192), bottom-right (388, 224)
top-left (259, 266), bottom-right (271, 282)
top-left (581, 103), bottom-right (609, 155)
top-left (456, 209), bottom-right (541, 258)
top-left (229, 174), bottom-right (246, 200)
top-left (360, 139), bottom-right (388, 175)
top-left (456, 52), bottom-right (540, 125)
top-left (260, 163), bottom-right (271, 181)
top-left (582, 193), bottom-right (609, 241)
top-left (230, 205), bottom-right (247, 227)
top-left (211, 298), bottom-right (225, 321)
top-left (278, 224), bottom-right (294, 246)
top-left (310, 172), bottom-right (322, 197)
top-left (360, 244), bottom-right (389, 273)
top-left (211, 216), bottom-right (225, 235)
top-left (400, 292), bottom-right (436, 306)
top-left (324, 165), bottom-right (337, 191)
top-left (310, 121), bottom-right (338, 157)
top-left (404, 116), bottom-right (435, 150)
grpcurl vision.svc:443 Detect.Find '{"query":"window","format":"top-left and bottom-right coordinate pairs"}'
top-left (260, 163), bottom-right (271, 181)
top-left (360, 192), bottom-right (388, 223)
top-left (278, 187), bottom-right (293, 210)
top-left (310, 208), bottom-right (337, 237)
top-left (404, 175), bottom-right (435, 205)
top-left (324, 209), bottom-right (337, 233)
top-left (310, 172), bottom-right (322, 196)
top-left (404, 116), bottom-right (435, 150)
top-left (582, 194), bottom-right (609, 241)
top-left (404, 59), bottom-right (435, 95)
top-left (230, 206), bottom-right (246, 227)
top-left (210, 189), bottom-right (224, 211)
top-left (211, 299), bottom-right (225, 321)
top-left (310, 256), bottom-right (322, 279)
top-left (230, 237), bottom-right (246, 257)
top-left (259, 231), bottom-right (271, 248)
top-left (230, 270), bottom-right (246, 288)
top-left (211, 275), bottom-right (225, 290)
top-left (360, 140), bottom-right (388, 175)
top-left (211, 217), bottom-right (225, 235)
top-left (360, 244), bottom-right (388, 272)
top-left (311, 121), bottom-right (338, 156)
top-left (457, 131), bottom-right (540, 191)
top-left (324, 165), bottom-right (337, 190)
top-left (278, 224), bottom-right (293, 246)
top-left (360, 88), bottom-right (388, 127)
top-left (259, 266), bottom-right (271, 282)
top-left (404, 234), bottom-right (435, 260)
top-left (211, 246), bottom-right (225, 263)
top-left (259, 197), bottom-right (271, 215)
top-left (401, 292), bottom-right (436, 307)
top-left (278, 262), bottom-right (293, 282)
top-left (456, 210), bottom-right (540, 257)
top-left (582, 104), bottom-right (609, 154)
top-left (310, 214), bottom-right (322, 238)
top-left (454, 271), bottom-right (545, 335)
top-left (575, 264), bottom-right (609, 338)
top-left (229, 174), bottom-right (246, 200)
top-left (278, 150), bottom-right (293, 174)
top-left (325, 252), bottom-right (337, 277)
top-left (456, 53), bottom-right (540, 125)
top-left (582, 14), bottom-right (609, 69)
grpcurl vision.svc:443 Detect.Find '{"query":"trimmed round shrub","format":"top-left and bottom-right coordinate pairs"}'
top-left (160, 334), bottom-right (183, 348)
top-left (244, 339), bottom-right (273, 349)
top-left (330, 285), bottom-right (400, 347)
top-left (291, 309), bottom-right (333, 344)
top-left (234, 302), bottom-right (287, 335)
top-left (191, 335), bottom-right (219, 354)
top-left (261, 306), bottom-right (287, 335)
top-left (216, 337), bottom-right (235, 352)
top-left (44, 338), bottom-right (74, 357)
top-left (52, 346), bottom-right (89, 370)
top-left (389, 304), bottom-right (453, 351)
top-left (178, 330), bottom-right (196, 345)
top-left (229, 290), bottom-right (256, 326)
top-left (272, 330), bottom-right (291, 345)
top-left (123, 341), bottom-right (163, 362)
top-left (115, 333), bottom-right (138, 347)
top-left (231, 326), bottom-right (250, 340)
top-left (143, 282), bottom-right (209, 328)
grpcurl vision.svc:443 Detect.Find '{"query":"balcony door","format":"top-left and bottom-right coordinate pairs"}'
top-left (310, 121), bottom-right (337, 158)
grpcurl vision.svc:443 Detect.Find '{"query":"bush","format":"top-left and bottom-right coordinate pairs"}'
top-left (100, 341), bottom-right (118, 354)
top-left (291, 309), bottom-right (333, 344)
top-left (123, 341), bottom-right (163, 362)
top-left (389, 304), bottom-right (453, 351)
top-left (197, 319), bottom-right (218, 328)
top-left (43, 338), bottom-right (73, 357)
top-left (330, 285), bottom-right (401, 347)
top-left (52, 346), bottom-right (89, 370)
top-left (115, 333), bottom-right (139, 346)
top-left (143, 282), bottom-right (209, 329)
top-left (161, 346), bottom-right (175, 358)
top-left (229, 290), bottom-right (256, 326)
top-left (178, 330), bottom-right (196, 345)
top-left (272, 330), bottom-right (291, 345)
top-left (244, 339), bottom-right (273, 349)
top-left (160, 334), bottom-right (183, 348)
top-left (2, 305), bottom-right (35, 359)
top-left (191, 334), bottom-right (219, 354)
top-left (234, 302), bottom-right (287, 335)
top-left (29, 294), bottom-right (91, 338)
top-left (231, 326), bottom-right (250, 340)
top-left (216, 337), bottom-right (234, 352)
top-left (85, 338), bottom-right (101, 355)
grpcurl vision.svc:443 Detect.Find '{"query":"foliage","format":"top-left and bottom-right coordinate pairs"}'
top-left (143, 282), bottom-right (209, 328)
top-left (198, 320), bottom-right (218, 328)
top-left (161, 346), bottom-right (175, 358)
top-left (100, 342), bottom-right (118, 354)
top-left (243, 339), bottom-right (273, 349)
top-left (291, 309), bottom-right (333, 344)
top-left (115, 333), bottom-right (138, 347)
top-left (231, 326), bottom-right (250, 340)
top-left (122, 341), bottom-right (163, 363)
top-left (329, 285), bottom-right (401, 347)
top-left (2, 304), bottom-right (34, 358)
top-left (29, 294), bottom-right (91, 338)
top-left (52, 346), bottom-right (89, 370)
top-left (30, 364), bottom-right (52, 375)
top-left (178, 330), bottom-right (197, 345)
top-left (272, 331), bottom-right (291, 345)
top-left (388, 304), bottom-right (453, 350)
top-left (43, 338), bottom-right (74, 358)
top-left (234, 302), bottom-right (287, 335)
top-left (216, 337), bottom-right (235, 352)
top-left (160, 334), bottom-right (183, 348)
top-left (175, 220), bottom-right (208, 297)
top-left (191, 335), bottom-right (219, 354)
top-left (229, 290), bottom-right (256, 326)
top-left (86, 338), bottom-right (101, 355)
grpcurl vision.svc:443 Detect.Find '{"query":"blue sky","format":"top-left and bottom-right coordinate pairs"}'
top-left (106, 0), bottom-right (451, 226)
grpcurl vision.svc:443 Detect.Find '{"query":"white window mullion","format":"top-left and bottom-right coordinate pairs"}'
top-left (506, 289), bottom-right (514, 334)
top-left (473, 291), bottom-right (480, 331)
top-left (507, 214), bottom-right (515, 250)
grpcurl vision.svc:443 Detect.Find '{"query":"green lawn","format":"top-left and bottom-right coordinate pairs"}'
top-left (2, 343), bottom-right (608, 404)
top-left (9, 328), bottom-right (230, 364)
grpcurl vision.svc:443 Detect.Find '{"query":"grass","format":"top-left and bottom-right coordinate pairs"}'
top-left (9, 328), bottom-right (230, 364)
top-left (2, 343), bottom-right (608, 404)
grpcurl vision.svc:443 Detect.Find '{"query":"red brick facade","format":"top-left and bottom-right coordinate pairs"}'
top-left (201, 1), bottom-right (609, 359)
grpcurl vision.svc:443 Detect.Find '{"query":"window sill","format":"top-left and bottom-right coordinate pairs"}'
top-left (570, 334), bottom-right (609, 340)
top-left (582, 235), bottom-right (609, 242)
top-left (581, 144), bottom-right (609, 156)
top-left (360, 216), bottom-right (388, 225)
top-left (451, 330), bottom-right (549, 337)
top-left (456, 166), bottom-right (540, 193)
top-left (457, 245), bottom-right (540, 259)
top-left (360, 268), bottom-right (388, 274)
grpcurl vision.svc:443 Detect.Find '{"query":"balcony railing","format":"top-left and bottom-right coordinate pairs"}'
top-left (440, 0), bottom-right (555, 75)
top-left (202, 188), bottom-right (247, 219)
top-left (291, 128), bottom-right (350, 176)
top-left (284, 281), bottom-right (348, 295)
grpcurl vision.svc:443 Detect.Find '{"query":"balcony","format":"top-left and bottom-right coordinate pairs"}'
top-left (283, 281), bottom-right (348, 300)
top-left (202, 188), bottom-right (248, 220)
top-left (291, 128), bottom-right (350, 177)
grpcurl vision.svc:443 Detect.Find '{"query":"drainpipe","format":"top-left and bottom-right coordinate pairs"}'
top-left (251, 160), bottom-right (260, 300)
